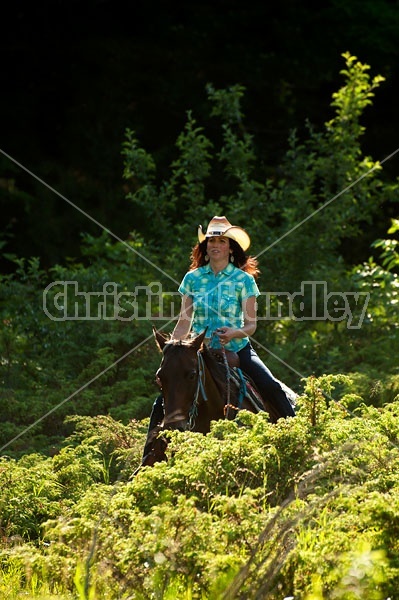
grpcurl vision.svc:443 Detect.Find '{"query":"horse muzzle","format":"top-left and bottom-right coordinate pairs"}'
top-left (163, 417), bottom-right (190, 432)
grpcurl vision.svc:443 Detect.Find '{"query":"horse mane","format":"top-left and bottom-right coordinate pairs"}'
top-left (162, 338), bottom-right (195, 352)
top-left (167, 339), bottom-right (193, 347)
top-left (201, 345), bottom-right (231, 397)
top-left (154, 332), bottom-right (195, 354)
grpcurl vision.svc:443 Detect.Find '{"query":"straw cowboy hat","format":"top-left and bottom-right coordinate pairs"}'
top-left (198, 216), bottom-right (251, 252)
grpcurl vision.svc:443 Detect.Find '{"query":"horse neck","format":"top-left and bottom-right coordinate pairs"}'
top-left (201, 347), bottom-right (230, 404)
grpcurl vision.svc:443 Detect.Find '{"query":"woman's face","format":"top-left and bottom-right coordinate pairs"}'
top-left (206, 236), bottom-right (231, 262)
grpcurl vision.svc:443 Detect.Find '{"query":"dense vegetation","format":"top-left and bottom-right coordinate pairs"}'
top-left (2, 380), bottom-right (399, 599)
top-left (2, 0), bottom-right (399, 270)
top-left (0, 53), bottom-right (399, 597)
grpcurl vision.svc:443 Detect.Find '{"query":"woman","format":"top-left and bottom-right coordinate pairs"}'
top-left (141, 216), bottom-right (295, 465)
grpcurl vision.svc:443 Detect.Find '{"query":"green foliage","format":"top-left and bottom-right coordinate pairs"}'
top-left (1, 52), bottom-right (399, 597)
top-left (1, 375), bottom-right (399, 598)
top-left (328, 52), bottom-right (386, 142)
top-left (0, 236), bottom-right (162, 456)
top-left (372, 217), bottom-right (399, 272)
top-left (119, 52), bottom-right (399, 388)
top-left (255, 52), bottom-right (387, 292)
top-left (1, 52), bottom-right (398, 460)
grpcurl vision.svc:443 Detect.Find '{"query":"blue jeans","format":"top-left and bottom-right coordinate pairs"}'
top-left (237, 342), bottom-right (295, 418)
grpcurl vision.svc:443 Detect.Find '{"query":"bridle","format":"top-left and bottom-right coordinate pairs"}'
top-left (160, 338), bottom-right (236, 431)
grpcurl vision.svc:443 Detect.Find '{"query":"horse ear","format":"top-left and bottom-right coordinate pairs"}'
top-left (191, 328), bottom-right (208, 351)
top-left (153, 326), bottom-right (169, 351)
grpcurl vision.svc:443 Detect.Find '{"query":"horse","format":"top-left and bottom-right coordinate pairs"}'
top-left (138, 327), bottom-right (296, 469)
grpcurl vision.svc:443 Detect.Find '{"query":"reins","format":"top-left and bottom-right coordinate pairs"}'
top-left (208, 334), bottom-right (253, 418)
top-left (189, 350), bottom-right (207, 430)
top-left (219, 343), bottom-right (234, 419)
top-left (209, 333), bottom-right (235, 420)
top-left (188, 338), bottom-right (234, 429)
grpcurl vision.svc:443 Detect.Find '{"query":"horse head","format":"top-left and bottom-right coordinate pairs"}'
top-left (153, 327), bottom-right (208, 431)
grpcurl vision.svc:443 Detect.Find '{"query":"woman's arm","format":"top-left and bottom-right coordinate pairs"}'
top-left (241, 295), bottom-right (257, 336)
top-left (217, 295), bottom-right (257, 344)
top-left (171, 294), bottom-right (193, 340)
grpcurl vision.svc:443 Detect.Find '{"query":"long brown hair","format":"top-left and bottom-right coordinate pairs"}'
top-left (189, 239), bottom-right (260, 279)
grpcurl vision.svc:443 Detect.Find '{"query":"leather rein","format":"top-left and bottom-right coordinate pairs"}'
top-left (189, 344), bottom-right (237, 429)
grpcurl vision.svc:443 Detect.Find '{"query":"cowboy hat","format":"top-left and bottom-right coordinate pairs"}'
top-left (198, 215), bottom-right (251, 252)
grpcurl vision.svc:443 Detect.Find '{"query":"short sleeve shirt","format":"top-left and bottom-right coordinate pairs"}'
top-left (178, 262), bottom-right (260, 352)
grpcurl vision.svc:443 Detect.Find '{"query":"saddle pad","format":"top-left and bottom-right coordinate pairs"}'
top-left (229, 367), bottom-right (265, 412)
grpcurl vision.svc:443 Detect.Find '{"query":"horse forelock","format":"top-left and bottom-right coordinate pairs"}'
top-left (162, 338), bottom-right (199, 354)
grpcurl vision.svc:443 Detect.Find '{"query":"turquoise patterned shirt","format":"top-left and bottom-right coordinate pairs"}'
top-left (178, 263), bottom-right (260, 352)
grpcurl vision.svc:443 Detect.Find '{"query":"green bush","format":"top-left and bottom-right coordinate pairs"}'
top-left (1, 375), bottom-right (399, 598)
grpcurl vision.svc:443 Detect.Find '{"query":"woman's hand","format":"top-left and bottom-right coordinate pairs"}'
top-left (217, 297), bottom-right (257, 344)
top-left (216, 297), bottom-right (258, 345)
top-left (216, 327), bottom-right (242, 345)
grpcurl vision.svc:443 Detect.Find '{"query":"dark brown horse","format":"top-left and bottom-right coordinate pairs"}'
top-left (138, 327), bottom-right (295, 469)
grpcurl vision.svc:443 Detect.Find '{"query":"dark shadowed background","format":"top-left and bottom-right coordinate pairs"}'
top-left (1, 0), bottom-right (398, 268)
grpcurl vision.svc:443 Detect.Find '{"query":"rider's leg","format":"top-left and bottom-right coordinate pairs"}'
top-left (142, 394), bottom-right (164, 458)
top-left (237, 343), bottom-right (295, 418)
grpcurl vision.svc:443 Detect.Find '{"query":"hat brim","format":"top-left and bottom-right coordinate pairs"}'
top-left (223, 226), bottom-right (251, 252)
top-left (198, 225), bottom-right (250, 252)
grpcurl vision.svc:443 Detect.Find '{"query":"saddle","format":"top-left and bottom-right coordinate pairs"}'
top-left (205, 347), bottom-right (264, 413)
